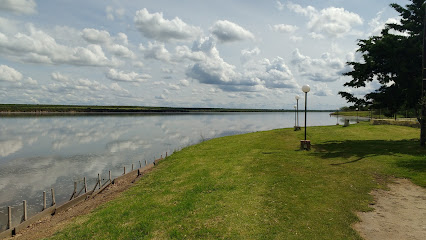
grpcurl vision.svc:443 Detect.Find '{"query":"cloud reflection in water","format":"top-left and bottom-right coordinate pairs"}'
top-left (0, 112), bottom-right (336, 229)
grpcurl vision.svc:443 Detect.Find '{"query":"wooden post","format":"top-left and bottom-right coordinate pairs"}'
top-left (98, 174), bottom-right (101, 189)
top-left (84, 177), bottom-right (87, 193)
top-left (8, 206), bottom-right (11, 229)
top-left (91, 176), bottom-right (99, 193)
top-left (137, 169), bottom-right (141, 176)
top-left (166, 152), bottom-right (168, 158)
top-left (51, 188), bottom-right (56, 205)
top-left (109, 171), bottom-right (111, 182)
top-left (43, 191), bottom-right (46, 210)
top-left (123, 166), bottom-right (126, 175)
top-left (161, 154), bottom-right (163, 159)
top-left (23, 200), bottom-right (27, 222)
top-left (139, 160), bottom-right (142, 168)
top-left (70, 182), bottom-right (77, 200)
top-left (145, 160), bottom-right (147, 166)
top-left (132, 163), bottom-right (134, 171)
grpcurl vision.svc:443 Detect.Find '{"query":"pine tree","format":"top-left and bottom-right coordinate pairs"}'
top-left (339, 0), bottom-right (425, 120)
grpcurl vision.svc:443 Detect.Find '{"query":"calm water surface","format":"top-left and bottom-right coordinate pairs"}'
top-left (0, 112), bottom-right (356, 229)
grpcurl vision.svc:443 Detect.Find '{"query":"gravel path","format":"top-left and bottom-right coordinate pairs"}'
top-left (353, 178), bottom-right (426, 240)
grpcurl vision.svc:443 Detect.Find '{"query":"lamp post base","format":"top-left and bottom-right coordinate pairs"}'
top-left (294, 126), bottom-right (301, 131)
top-left (343, 119), bottom-right (350, 127)
top-left (300, 140), bottom-right (311, 150)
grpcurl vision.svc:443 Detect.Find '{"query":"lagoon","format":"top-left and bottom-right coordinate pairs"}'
top-left (0, 112), bottom-right (357, 230)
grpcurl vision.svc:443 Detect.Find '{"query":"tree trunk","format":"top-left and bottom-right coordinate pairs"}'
top-left (421, 6), bottom-right (426, 147)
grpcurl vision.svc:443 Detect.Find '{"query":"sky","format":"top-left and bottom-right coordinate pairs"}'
top-left (0, 0), bottom-right (410, 109)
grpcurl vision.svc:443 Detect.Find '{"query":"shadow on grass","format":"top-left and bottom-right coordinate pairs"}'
top-left (313, 139), bottom-right (426, 171)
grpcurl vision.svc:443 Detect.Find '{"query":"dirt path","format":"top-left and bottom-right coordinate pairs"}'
top-left (353, 178), bottom-right (426, 240)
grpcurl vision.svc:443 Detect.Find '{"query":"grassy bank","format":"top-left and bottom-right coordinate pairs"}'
top-left (49, 123), bottom-right (425, 239)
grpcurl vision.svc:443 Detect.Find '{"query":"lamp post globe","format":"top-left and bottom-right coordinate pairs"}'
top-left (302, 85), bottom-right (310, 93)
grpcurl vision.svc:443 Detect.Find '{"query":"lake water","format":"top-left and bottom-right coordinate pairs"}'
top-left (0, 112), bottom-right (357, 230)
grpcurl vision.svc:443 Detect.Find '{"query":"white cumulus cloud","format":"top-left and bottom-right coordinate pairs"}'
top-left (106, 6), bottom-right (125, 21)
top-left (183, 37), bottom-right (297, 92)
top-left (179, 79), bottom-right (190, 87)
top-left (241, 47), bottom-right (260, 64)
top-left (51, 72), bottom-right (69, 82)
top-left (255, 57), bottom-right (299, 89)
top-left (276, 1), bottom-right (285, 11)
top-left (81, 28), bottom-right (111, 44)
top-left (0, 65), bottom-right (23, 82)
top-left (0, 0), bottom-right (36, 15)
top-left (287, 2), bottom-right (363, 38)
top-left (25, 77), bottom-right (37, 85)
top-left (291, 48), bottom-right (348, 82)
top-left (0, 25), bottom-right (119, 67)
top-left (367, 11), bottom-right (406, 37)
top-left (106, 69), bottom-right (151, 83)
top-left (81, 28), bottom-right (134, 58)
top-left (0, 17), bottom-right (19, 34)
top-left (134, 8), bottom-right (202, 42)
top-left (272, 24), bottom-right (298, 33)
top-left (139, 41), bottom-right (171, 62)
top-left (312, 83), bottom-right (333, 96)
top-left (117, 32), bottom-right (128, 45)
top-left (210, 20), bottom-right (255, 43)
top-left (109, 82), bottom-right (129, 95)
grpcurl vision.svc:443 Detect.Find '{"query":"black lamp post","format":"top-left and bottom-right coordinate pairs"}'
top-left (294, 105), bottom-right (297, 127)
top-left (295, 95), bottom-right (300, 127)
top-left (302, 85), bottom-right (310, 141)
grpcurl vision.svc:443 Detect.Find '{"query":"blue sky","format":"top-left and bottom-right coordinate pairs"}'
top-left (0, 0), bottom-right (409, 109)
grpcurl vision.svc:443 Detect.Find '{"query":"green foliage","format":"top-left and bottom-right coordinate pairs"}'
top-left (339, 106), bottom-right (352, 111)
top-left (339, 0), bottom-right (425, 116)
top-left (49, 124), bottom-right (425, 239)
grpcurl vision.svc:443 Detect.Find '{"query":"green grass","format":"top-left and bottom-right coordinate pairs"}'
top-left (48, 123), bottom-right (425, 239)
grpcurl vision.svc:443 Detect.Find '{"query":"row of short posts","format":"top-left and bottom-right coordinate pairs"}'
top-left (6, 188), bottom-right (55, 230)
top-left (4, 153), bottom-right (168, 232)
top-left (71, 153), bottom-right (168, 200)
top-left (69, 171), bottom-right (113, 202)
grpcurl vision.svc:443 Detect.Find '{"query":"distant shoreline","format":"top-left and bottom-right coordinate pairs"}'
top-left (0, 104), bottom-right (334, 114)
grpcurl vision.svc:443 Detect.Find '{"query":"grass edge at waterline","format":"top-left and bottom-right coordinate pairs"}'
top-left (49, 123), bottom-right (425, 239)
